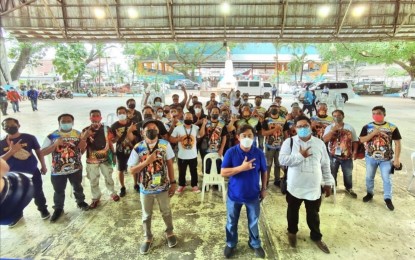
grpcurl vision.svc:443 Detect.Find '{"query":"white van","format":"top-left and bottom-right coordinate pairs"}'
top-left (408, 81), bottom-right (415, 99)
top-left (236, 80), bottom-right (272, 98)
top-left (298, 81), bottom-right (355, 103)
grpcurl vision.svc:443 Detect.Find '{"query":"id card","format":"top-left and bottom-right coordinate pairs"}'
top-left (152, 173), bottom-right (161, 185)
top-left (335, 146), bottom-right (342, 156)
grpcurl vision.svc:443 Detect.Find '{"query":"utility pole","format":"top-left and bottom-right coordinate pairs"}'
top-left (98, 56), bottom-right (101, 96)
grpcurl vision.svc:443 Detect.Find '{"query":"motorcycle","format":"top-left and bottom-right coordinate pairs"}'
top-left (38, 91), bottom-right (56, 100)
top-left (87, 89), bottom-right (93, 98)
top-left (56, 89), bottom-right (73, 99)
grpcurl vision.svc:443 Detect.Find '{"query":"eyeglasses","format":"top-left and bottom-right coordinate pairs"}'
top-left (296, 125), bottom-right (310, 129)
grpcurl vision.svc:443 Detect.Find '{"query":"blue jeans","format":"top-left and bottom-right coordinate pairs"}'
top-left (30, 99), bottom-right (38, 111)
top-left (330, 156), bottom-right (353, 190)
top-left (226, 196), bottom-right (261, 249)
top-left (11, 101), bottom-right (19, 112)
top-left (365, 155), bottom-right (393, 199)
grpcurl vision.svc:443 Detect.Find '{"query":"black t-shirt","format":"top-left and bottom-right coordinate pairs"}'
top-left (170, 101), bottom-right (186, 109)
top-left (111, 121), bottom-right (134, 152)
top-left (128, 109), bottom-right (143, 124)
top-left (133, 119), bottom-right (168, 143)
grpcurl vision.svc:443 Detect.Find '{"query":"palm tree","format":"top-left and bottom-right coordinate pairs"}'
top-left (286, 43), bottom-right (310, 82)
top-left (288, 58), bottom-right (302, 85)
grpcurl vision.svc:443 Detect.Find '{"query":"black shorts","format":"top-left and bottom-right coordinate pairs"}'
top-left (116, 152), bottom-right (130, 172)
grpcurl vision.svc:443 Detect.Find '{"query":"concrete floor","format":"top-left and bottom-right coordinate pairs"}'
top-left (1, 94), bottom-right (415, 260)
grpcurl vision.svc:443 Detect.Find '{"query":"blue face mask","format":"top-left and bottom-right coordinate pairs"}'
top-left (297, 127), bottom-right (312, 138)
top-left (60, 123), bottom-right (72, 131)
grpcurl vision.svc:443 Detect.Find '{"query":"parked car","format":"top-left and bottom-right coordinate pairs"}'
top-left (354, 81), bottom-right (385, 95)
top-left (174, 79), bottom-right (199, 90)
top-left (297, 82), bottom-right (354, 103)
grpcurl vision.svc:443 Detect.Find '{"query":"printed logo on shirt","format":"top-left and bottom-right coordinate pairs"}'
top-left (365, 122), bottom-right (397, 160)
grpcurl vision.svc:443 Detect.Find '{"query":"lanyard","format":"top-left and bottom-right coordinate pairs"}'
top-left (184, 125), bottom-right (192, 139)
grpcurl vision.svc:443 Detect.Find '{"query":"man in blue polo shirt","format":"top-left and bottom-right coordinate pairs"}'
top-left (221, 124), bottom-right (267, 259)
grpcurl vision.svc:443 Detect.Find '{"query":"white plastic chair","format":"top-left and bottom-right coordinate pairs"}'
top-left (105, 113), bottom-right (117, 127)
top-left (408, 152), bottom-right (415, 191)
top-left (201, 153), bottom-right (226, 203)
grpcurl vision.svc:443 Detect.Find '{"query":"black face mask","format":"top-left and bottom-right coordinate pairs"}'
top-left (144, 114), bottom-right (153, 120)
top-left (184, 119), bottom-right (193, 125)
top-left (255, 101), bottom-right (261, 106)
top-left (128, 104), bottom-right (136, 109)
top-left (211, 114), bottom-right (219, 120)
top-left (163, 110), bottom-right (170, 114)
top-left (271, 109), bottom-right (279, 115)
top-left (146, 129), bottom-right (158, 140)
top-left (243, 99), bottom-right (249, 103)
top-left (5, 126), bottom-right (18, 135)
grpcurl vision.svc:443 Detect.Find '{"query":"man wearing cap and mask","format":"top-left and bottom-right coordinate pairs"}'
top-left (41, 113), bottom-right (90, 222)
top-left (221, 124), bottom-right (268, 259)
top-left (0, 117), bottom-right (50, 227)
top-left (323, 110), bottom-right (358, 199)
top-left (128, 119), bottom-right (177, 254)
top-left (310, 102), bottom-right (333, 140)
top-left (82, 110), bottom-right (120, 209)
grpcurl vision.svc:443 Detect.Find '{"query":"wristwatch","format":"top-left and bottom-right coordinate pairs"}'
top-left (170, 180), bottom-right (177, 185)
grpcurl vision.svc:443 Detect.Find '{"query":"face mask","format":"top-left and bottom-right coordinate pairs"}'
top-left (154, 101), bottom-right (161, 107)
top-left (184, 119), bottom-right (193, 125)
top-left (194, 108), bottom-right (201, 114)
top-left (271, 109), bottom-right (278, 115)
top-left (211, 114), bottom-right (219, 120)
top-left (60, 123), bottom-right (72, 131)
top-left (5, 126), bottom-right (18, 135)
top-left (128, 104), bottom-right (136, 109)
top-left (164, 110), bottom-right (170, 114)
top-left (297, 127), bottom-right (312, 138)
top-left (157, 112), bottom-right (164, 117)
top-left (240, 137), bottom-right (254, 148)
top-left (144, 114), bottom-right (153, 120)
top-left (118, 114), bottom-right (127, 121)
top-left (243, 99), bottom-right (248, 103)
top-left (255, 101), bottom-right (261, 106)
top-left (146, 129), bottom-right (158, 140)
top-left (90, 116), bottom-right (102, 123)
top-left (221, 114), bottom-right (229, 121)
top-left (333, 117), bottom-right (343, 123)
top-left (236, 93), bottom-right (240, 98)
top-left (221, 97), bottom-right (227, 102)
top-left (372, 114), bottom-right (384, 122)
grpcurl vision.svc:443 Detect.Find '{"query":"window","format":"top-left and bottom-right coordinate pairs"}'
top-left (249, 81), bottom-right (260, 87)
top-left (316, 83), bottom-right (325, 90)
top-left (238, 81), bottom-right (248, 87)
top-left (410, 82), bottom-right (415, 89)
top-left (263, 83), bottom-right (272, 88)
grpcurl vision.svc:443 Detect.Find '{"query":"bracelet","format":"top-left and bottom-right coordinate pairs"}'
top-left (170, 180), bottom-right (177, 185)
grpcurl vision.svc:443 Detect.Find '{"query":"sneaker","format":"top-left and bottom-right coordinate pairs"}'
top-left (8, 215), bottom-right (23, 228)
top-left (274, 180), bottom-right (281, 187)
top-left (192, 186), bottom-right (201, 193)
top-left (89, 199), bottom-right (100, 209)
top-left (119, 187), bottom-right (126, 197)
top-left (362, 193), bottom-right (373, 202)
top-left (248, 243), bottom-right (265, 258)
top-left (140, 240), bottom-right (153, 255)
top-left (166, 234), bottom-right (178, 248)
top-left (50, 209), bottom-right (64, 223)
top-left (384, 199), bottom-right (395, 211)
top-left (77, 202), bottom-right (90, 211)
top-left (224, 245), bottom-right (235, 258)
top-left (346, 189), bottom-right (358, 199)
top-left (111, 194), bottom-right (120, 202)
top-left (40, 209), bottom-right (50, 220)
top-left (134, 184), bottom-right (140, 192)
top-left (176, 186), bottom-right (185, 194)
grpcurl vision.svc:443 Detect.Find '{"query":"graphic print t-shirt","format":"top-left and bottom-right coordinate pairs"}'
top-left (360, 122), bottom-right (401, 161)
top-left (111, 121), bottom-right (134, 155)
top-left (323, 123), bottom-right (358, 159)
top-left (262, 116), bottom-right (286, 149)
top-left (42, 129), bottom-right (83, 175)
top-left (127, 139), bottom-right (175, 194)
top-left (204, 120), bottom-right (227, 153)
top-left (311, 115), bottom-right (334, 139)
top-left (171, 125), bottom-right (199, 159)
top-left (0, 133), bottom-right (39, 173)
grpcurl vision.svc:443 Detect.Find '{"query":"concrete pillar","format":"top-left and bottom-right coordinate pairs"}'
top-left (0, 28), bottom-right (12, 85)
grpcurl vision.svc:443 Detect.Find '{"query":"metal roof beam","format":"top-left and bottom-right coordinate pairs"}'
top-left (395, 10), bottom-right (415, 35)
top-left (40, 0), bottom-right (66, 38)
top-left (280, 0), bottom-right (288, 38)
top-left (336, 0), bottom-right (353, 37)
top-left (0, 0), bottom-right (37, 16)
top-left (166, 0), bottom-right (176, 40)
top-left (57, 0), bottom-right (68, 38)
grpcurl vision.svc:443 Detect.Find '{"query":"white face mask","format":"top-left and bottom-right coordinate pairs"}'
top-left (157, 112), bottom-right (164, 117)
top-left (118, 114), bottom-right (127, 121)
top-left (240, 137), bottom-right (254, 148)
top-left (194, 108), bottom-right (201, 114)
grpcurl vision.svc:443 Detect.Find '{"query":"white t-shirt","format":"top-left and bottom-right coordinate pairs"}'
top-left (171, 124), bottom-right (199, 159)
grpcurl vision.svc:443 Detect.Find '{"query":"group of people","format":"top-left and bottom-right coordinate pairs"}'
top-left (0, 85), bottom-right (40, 115)
top-left (0, 84), bottom-right (402, 258)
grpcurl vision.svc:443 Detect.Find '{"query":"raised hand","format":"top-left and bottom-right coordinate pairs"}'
top-left (240, 156), bottom-right (256, 172)
top-left (128, 123), bottom-right (137, 132)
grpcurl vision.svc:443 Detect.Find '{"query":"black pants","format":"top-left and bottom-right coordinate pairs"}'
top-left (178, 158), bottom-right (198, 187)
top-left (286, 191), bottom-right (322, 241)
top-left (0, 101), bottom-right (7, 115)
top-left (51, 170), bottom-right (86, 210)
top-left (302, 104), bottom-right (314, 117)
top-left (200, 149), bottom-right (222, 174)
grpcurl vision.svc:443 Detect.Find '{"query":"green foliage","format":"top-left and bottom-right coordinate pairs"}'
top-left (53, 43), bottom-right (88, 81)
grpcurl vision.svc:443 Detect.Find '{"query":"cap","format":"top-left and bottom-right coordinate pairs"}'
top-left (291, 102), bottom-right (300, 108)
top-left (142, 119), bottom-right (159, 129)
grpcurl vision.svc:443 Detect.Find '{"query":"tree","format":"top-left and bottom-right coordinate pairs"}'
top-left (286, 43), bottom-right (311, 82)
top-left (317, 42), bottom-right (415, 80)
top-left (7, 38), bottom-right (50, 81)
top-left (288, 58), bottom-right (302, 84)
top-left (53, 43), bottom-right (112, 90)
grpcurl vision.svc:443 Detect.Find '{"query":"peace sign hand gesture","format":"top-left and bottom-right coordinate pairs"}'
top-left (240, 156), bottom-right (256, 172)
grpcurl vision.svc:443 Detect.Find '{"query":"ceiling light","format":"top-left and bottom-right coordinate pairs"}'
top-left (128, 8), bottom-right (139, 19)
top-left (94, 7), bottom-right (106, 19)
top-left (317, 5), bottom-right (330, 18)
top-left (221, 2), bottom-right (230, 15)
top-left (352, 5), bottom-right (365, 17)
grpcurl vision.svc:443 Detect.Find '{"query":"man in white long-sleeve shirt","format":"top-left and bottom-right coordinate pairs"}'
top-left (279, 115), bottom-right (334, 254)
